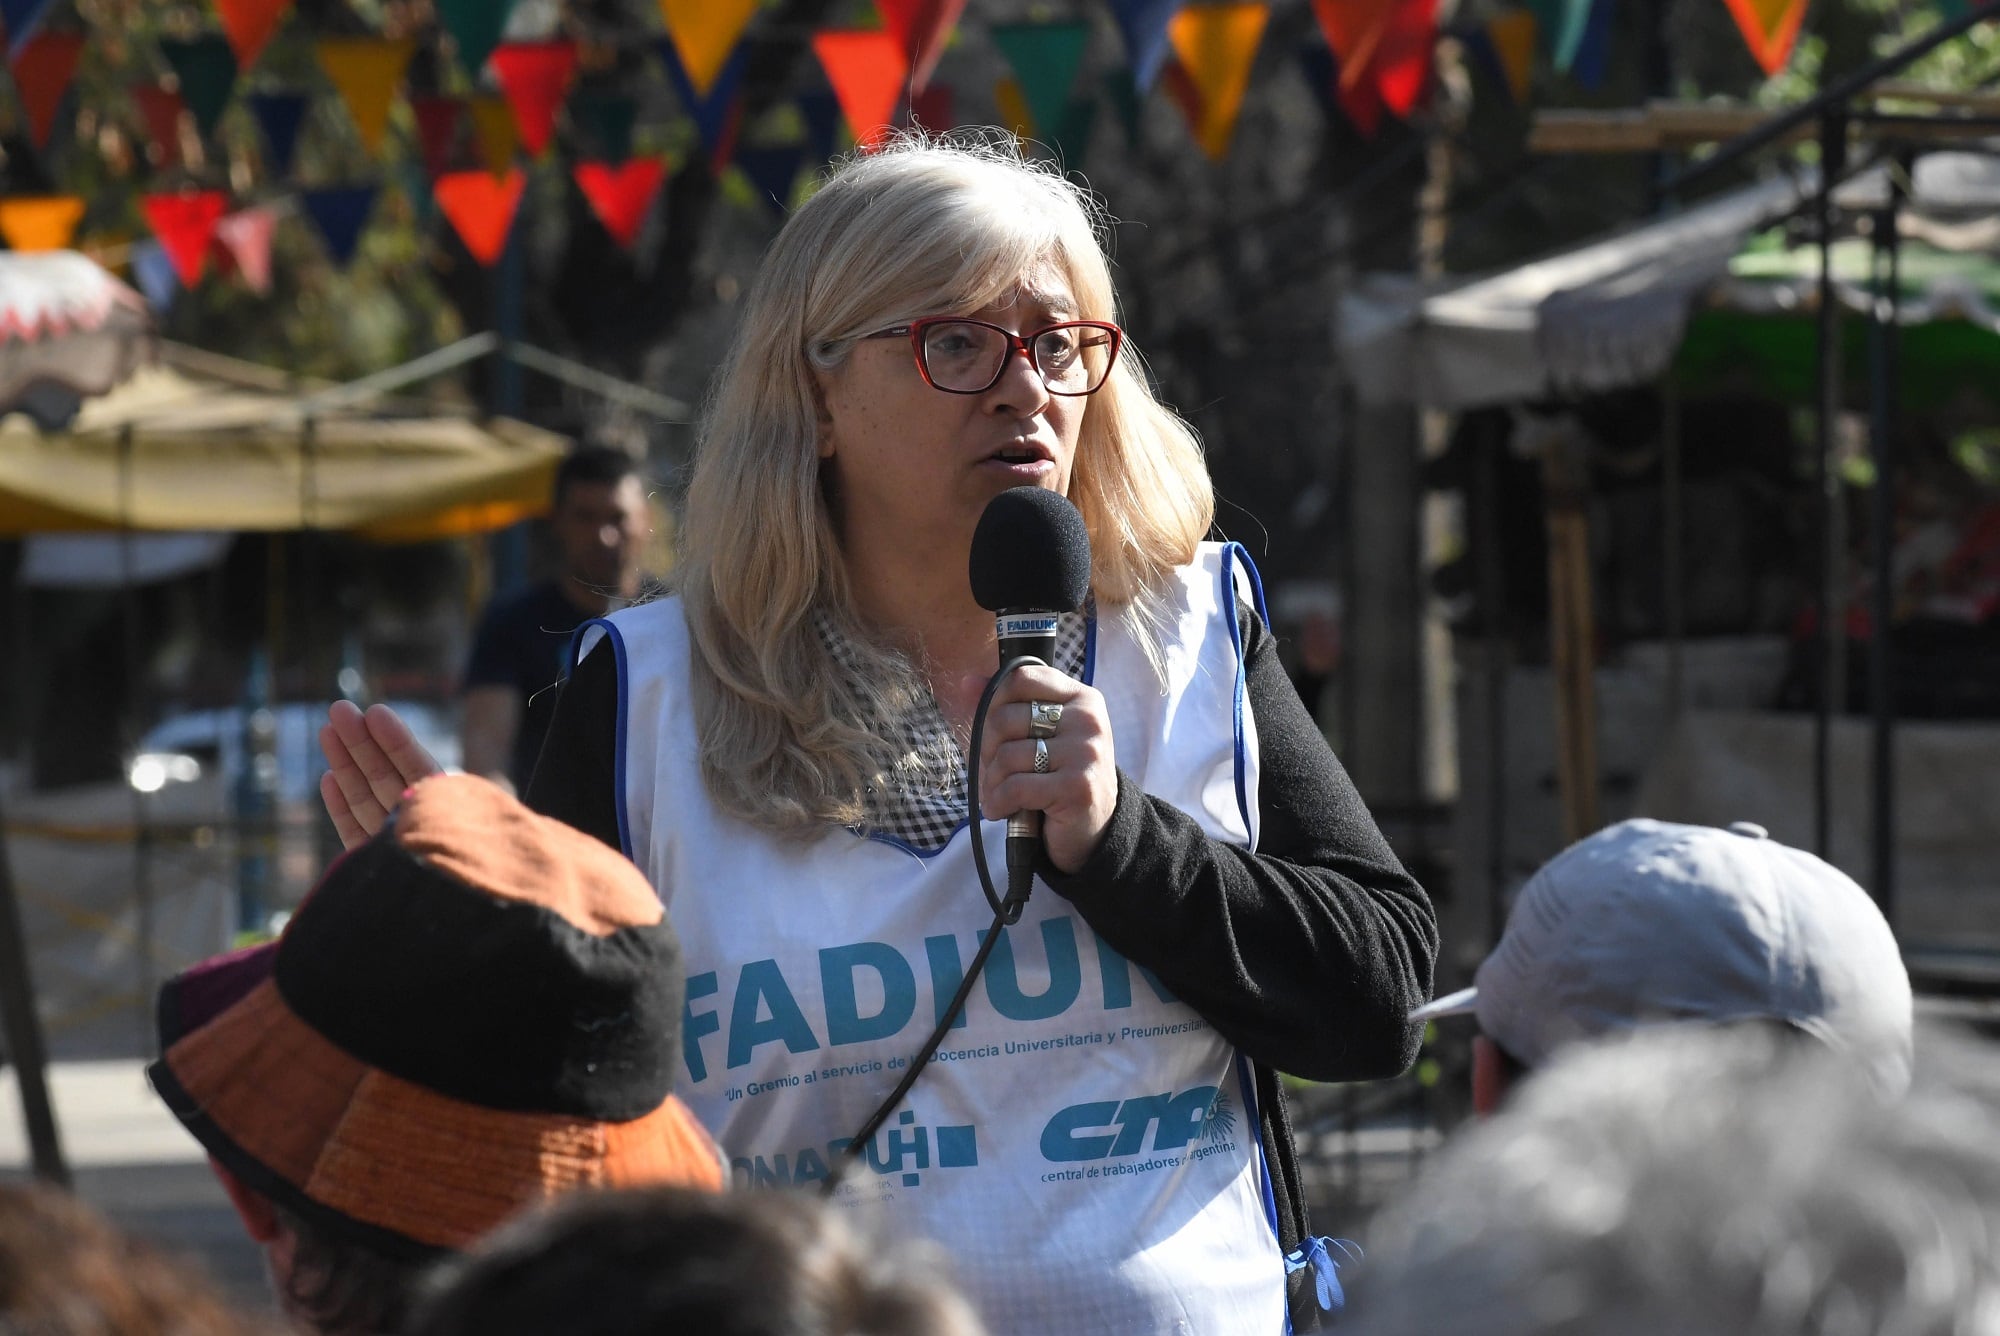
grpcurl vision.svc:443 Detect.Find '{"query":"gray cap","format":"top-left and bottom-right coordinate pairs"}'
top-left (1411, 819), bottom-right (1912, 1089)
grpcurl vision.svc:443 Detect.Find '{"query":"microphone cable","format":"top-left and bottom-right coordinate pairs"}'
top-left (821, 657), bottom-right (1038, 1196)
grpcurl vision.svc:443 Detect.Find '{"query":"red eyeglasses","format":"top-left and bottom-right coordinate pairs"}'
top-left (862, 317), bottom-right (1125, 396)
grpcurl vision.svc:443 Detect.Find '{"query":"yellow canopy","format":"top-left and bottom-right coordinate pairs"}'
top-left (0, 345), bottom-right (567, 540)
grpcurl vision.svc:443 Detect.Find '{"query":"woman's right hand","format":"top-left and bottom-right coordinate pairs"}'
top-left (318, 701), bottom-right (443, 849)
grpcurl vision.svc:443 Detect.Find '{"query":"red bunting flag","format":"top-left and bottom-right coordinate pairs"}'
top-left (574, 158), bottom-right (667, 250)
top-left (142, 190), bottom-right (228, 286)
top-left (909, 83), bottom-right (954, 132)
top-left (812, 30), bottom-right (908, 153)
top-left (215, 0), bottom-right (291, 70)
top-left (434, 167), bottom-right (526, 267)
top-left (214, 206), bottom-right (278, 293)
top-left (1369, 0), bottom-right (1438, 119)
top-left (1311, 0), bottom-right (1399, 91)
top-left (130, 84), bottom-right (187, 167)
top-left (10, 30), bottom-right (82, 148)
top-left (1721, 0), bottom-right (1809, 76)
top-left (412, 96), bottom-right (465, 178)
top-left (490, 40), bottom-right (578, 158)
top-left (875, 0), bottom-right (966, 92)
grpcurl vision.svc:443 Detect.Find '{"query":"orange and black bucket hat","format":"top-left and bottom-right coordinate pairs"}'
top-left (148, 773), bottom-right (722, 1261)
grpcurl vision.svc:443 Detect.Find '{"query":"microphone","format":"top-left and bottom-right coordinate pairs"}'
top-left (969, 487), bottom-right (1093, 906)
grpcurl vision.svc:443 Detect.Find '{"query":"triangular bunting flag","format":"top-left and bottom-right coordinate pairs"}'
top-left (656, 0), bottom-right (758, 99)
top-left (996, 77), bottom-right (1035, 139)
top-left (1482, 9), bottom-right (1537, 104)
top-left (467, 94), bottom-right (518, 176)
top-left (573, 157), bottom-right (665, 250)
top-left (876, 0), bottom-right (966, 92)
top-left (736, 143), bottom-right (804, 215)
top-left (412, 96), bottom-right (464, 178)
top-left (1568, 0), bottom-right (1612, 90)
top-left (1162, 57), bottom-right (1204, 131)
top-left (655, 38), bottom-right (746, 164)
top-left (245, 91), bottom-right (306, 177)
top-left (1311, 0), bottom-right (1398, 91)
top-left (491, 40), bottom-right (577, 158)
top-left (798, 90), bottom-right (842, 165)
top-left (129, 239), bottom-right (180, 310)
top-left (130, 85), bottom-right (187, 167)
top-left (399, 161), bottom-right (437, 232)
top-left (214, 206), bottom-right (277, 293)
top-left (315, 36), bottom-right (414, 154)
top-left (571, 91), bottom-right (637, 162)
top-left (300, 184), bottom-right (378, 265)
top-left (0, 195), bottom-right (82, 250)
top-left (1370, 0), bottom-right (1438, 117)
top-left (1167, 3), bottom-right (1268, 160)
top-left (10, 29), bottom-right (82, 149)
top-left (811, 30), bottom-right (907, 153)
top-left (1342, 76), bottom-right (1384, 138)
top-left (1721, 0), bottom-right (1809, 76)
top-left (160, 34), bottom-right (239, 140)
top-left (434, 167), bottom-right (525, 267)
top-left (1528, 0), bottom-right (1592, 74)
top-left (1108, 0), bottom-right (1183, 93)
top-left (991, 22), bottom-right (1091, 148)
top-left (907, 83), bottom-right (953, 133)
top-left (142, 190), bottom-right (228, 286)
top-left (436, 0), bottom-right (521, 79)
top-left (215, 0), bottom-right (291, 71)
top-left (0, 0), bottom-right (54, 58)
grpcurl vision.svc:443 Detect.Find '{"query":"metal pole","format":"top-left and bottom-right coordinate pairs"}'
top-left (119, 425), bottom-right (156, 1057)
top-left (1662, 384), bottom-right (1684, 719)
top-left (1812, 111), bottom-right (1847, 860)
top-left (1867, 157), bottom-right (1907, 918)
top-left (0, 796), bottom-right (66, 1185)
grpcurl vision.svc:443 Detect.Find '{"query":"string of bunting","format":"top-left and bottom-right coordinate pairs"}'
top-left (0, 0), bottom-right (1830, 303)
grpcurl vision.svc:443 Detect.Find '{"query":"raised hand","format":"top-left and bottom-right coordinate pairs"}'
top-left (318, 701), bottom-right (443, 849)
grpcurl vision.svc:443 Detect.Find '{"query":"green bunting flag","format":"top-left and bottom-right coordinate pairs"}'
top-left (990, 22), bottom-right (1092, 151)
top-left (160, 34), bottom-right (238, 139)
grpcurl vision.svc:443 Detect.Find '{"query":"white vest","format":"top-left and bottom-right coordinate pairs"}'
top-left (579, 544), bottom-right (1286, 1336)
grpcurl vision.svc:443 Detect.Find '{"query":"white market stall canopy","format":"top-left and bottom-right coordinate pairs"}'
top-left (1338, 153), bottom-right (2000, 410)
top-left (0, 251), bottom-right (150, 427)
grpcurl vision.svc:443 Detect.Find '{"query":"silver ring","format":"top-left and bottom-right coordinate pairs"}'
top-left (1029, 700), bottom-right (1064, 739)
top-left (1033, 737), bottom-right (1050, 773)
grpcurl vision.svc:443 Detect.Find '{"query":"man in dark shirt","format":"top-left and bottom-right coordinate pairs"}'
top-left (463, 445), bottom-right (653, 792)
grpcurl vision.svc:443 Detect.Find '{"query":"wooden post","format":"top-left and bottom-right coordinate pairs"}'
top-left (1543, 422), bottom-right (1600, 843)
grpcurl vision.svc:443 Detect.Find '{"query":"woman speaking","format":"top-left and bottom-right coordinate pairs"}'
top-left (320, 133), bottom-right (1436, 1334)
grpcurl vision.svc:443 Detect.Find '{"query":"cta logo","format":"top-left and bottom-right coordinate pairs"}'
top-left (1039, 1086), bottom-right (1234, 1163)
top-left (732, 1110), bottom-right (979, 1190)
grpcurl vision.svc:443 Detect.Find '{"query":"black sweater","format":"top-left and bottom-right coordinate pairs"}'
top-left (525, 604), bottom-right (1437, 1328)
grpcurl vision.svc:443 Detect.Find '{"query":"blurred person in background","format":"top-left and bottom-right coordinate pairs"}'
top-left (0, 1182), bottom-right (273, 1335)
top-left (1411, 817), bottom-right (1912, 1113)
top-left (408, 1186), bottom-right (986, 1336)
top-left (1344, 1023), bottom-right (2000, 1336)
top-left (149, 774), bottom-right (722, 1336)
top-left (463, 445), bottom-right (654, 793)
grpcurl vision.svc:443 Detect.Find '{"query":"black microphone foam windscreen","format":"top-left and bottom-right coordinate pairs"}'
top-left (969, 487), bottom-right (1093, 613)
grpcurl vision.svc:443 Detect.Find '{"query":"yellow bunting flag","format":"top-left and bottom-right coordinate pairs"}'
top-left (0, 196), bottom-right (86, 251)
top-left (1720, 0), bottom-right (1809, 76)
top-left (1167, 3), bottom-right (1269, 161)
top-left (995, 78), bottom-right (1035, 139)
top-left (657, 0), bottom-right (758, 98)
top-left (468, 94), bottom-right (519, 176)
top-left (315, 36), bottom-right (416, 154)
top-left (1486, 8), bottom-right (1536, 104)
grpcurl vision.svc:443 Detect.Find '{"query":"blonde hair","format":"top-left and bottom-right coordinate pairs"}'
top-left (678, 131), bottom-right (1214, 836)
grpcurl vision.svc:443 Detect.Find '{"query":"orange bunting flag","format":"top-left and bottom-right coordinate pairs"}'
top-left (467, 94), bottom-right (519, 176)
top-left (434, 167), bottom-right (525, 267)
top-left (1167, 2), bottom-right (1269, 160)
top-left (1311, 0), bottom-right (1399, 91)
top-left (812, 30), bottom-right (909, 153)
top-left (142, 190), bottom-right (228, 286)
top-left (315, 36), bottom-right (415, 154)
top-left (574, 158), bottom-right (667, 250)
top-left (995, 77), bottom-right (1035, 139)
top-left (1721, 0), bottom-right (1809, 76)
top-left (215, 0), bottom-right (292, 70)
top-left (1486, 8), bottom-right (1536, 104)
top-left (657, 0), bottom-right (758, 98)
top-left (0, 195), bottom-right (84, 251)
top-left (11, 30), bottom-right (83, 149)
top-left (491, 41), bottom-right (577, 157)
top-left (876, 0), bottom-right (967, 92)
